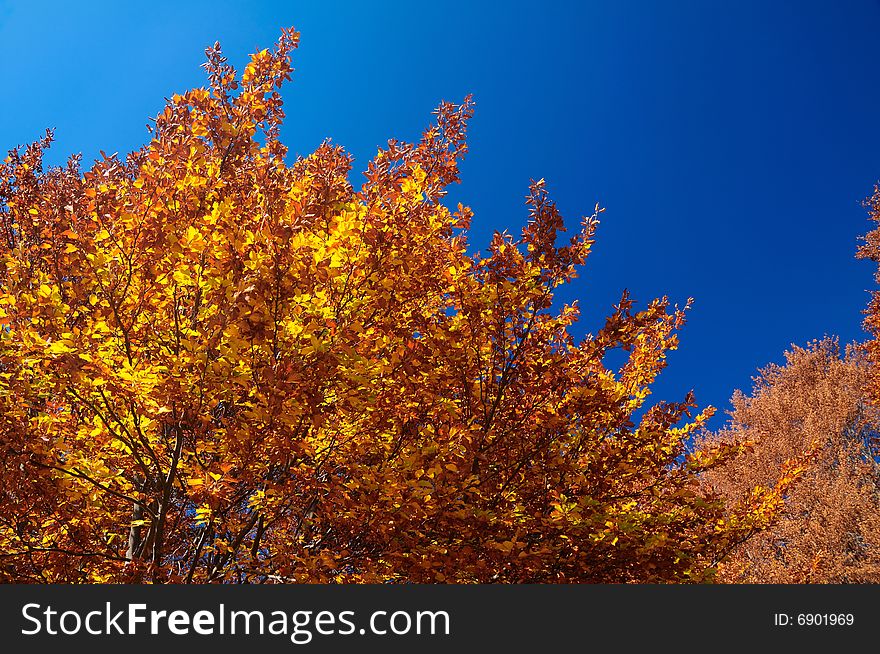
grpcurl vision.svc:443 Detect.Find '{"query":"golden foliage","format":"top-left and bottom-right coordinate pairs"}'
top-left (0, 29), bottom-right (785, 583)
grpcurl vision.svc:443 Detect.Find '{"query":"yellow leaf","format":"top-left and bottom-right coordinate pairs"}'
top-left (172, 270), bottom-right (191, 285)
top-left (47, 341), bottom-right (71, 355)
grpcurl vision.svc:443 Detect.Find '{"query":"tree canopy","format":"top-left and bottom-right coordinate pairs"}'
top-left (700, 338), bottom-right (880, 583)
top-left (0, 28), bottom-right (795, 583)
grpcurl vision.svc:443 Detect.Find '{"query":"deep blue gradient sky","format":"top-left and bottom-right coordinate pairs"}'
top-left (2, 1), bottom-right (880, 429)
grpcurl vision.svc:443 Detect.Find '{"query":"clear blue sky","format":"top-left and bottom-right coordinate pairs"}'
top-left (2, 1), bottom-right (880, 429)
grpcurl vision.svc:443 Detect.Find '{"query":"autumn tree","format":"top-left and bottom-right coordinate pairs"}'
top-left (699, 338), bottom-right (880, 583)
top-left (0, 29), bottom-right (789, 583)
top-left (859, 183), bottom-right (880, 405)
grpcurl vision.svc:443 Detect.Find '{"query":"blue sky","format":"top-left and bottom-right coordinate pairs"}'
top-left (2, 1), bottom-right (880, 429)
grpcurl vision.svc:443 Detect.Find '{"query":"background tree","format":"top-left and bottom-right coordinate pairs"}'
top-left (699, 338), bottom-right (880, 583)
top-left (859, 183), bottom-right (880, 405)
top-left (0, 29), bottom-right (789, 583)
